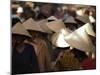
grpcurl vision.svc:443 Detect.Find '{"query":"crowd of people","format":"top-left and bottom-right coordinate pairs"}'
top-left (11, 1), bottom-right (96, 75)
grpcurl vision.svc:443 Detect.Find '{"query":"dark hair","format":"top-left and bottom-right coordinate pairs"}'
top-left (12, 8), bottom-right (17, 14)
top-left (12, 18), bottom-right (21, 27)
top-left (22, 7), bottom-right (35, 20)
top-left (12, 34), bottom-right (31, 41)
top-left (70, 48), bottom-right (88, 62)
top-left (74, 18), bottom-right (85, 26)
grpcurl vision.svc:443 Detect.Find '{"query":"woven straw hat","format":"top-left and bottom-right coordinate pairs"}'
top-left (76, 15), bottom-right (90, 23)
top-left (37, 19), bottom-right (53, 33)
top-left (64, 16), bottom-right (77, 24)
top-left (51, 28), bottom-right (72, 48)
top-left (64, 24), bottom-right (95, 52)
top-left (22, 18), bottom-right (45, 32)
top-left (46, 20), bottom-right (66, 33)
top-left (12, 22), bottom-right (32, 37)
top-left (84, 23), bottom-right (96, 37)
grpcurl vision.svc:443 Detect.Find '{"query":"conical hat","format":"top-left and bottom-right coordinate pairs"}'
top-left (64, 16), bottom-right (77, 24)
top-left (51, 32), bottom-right (59, 46)
top-left (51, 28), bottom-right (72, 48)
top-left (37, 19), bottom-right (52, 33)
top-left (12, 22), bottom-right (32, 37)
top-left (47, 16), bottom-right (58, 21)
top-left (89, 15), bottom-right (95, 23)
top-left (46, 20), bottom-right (66, 33)
top-left (84, 23), bottom-right (96, 37)
top-left (64, 24), bottom-right (95, 52)
top-left (76, 15), bottom-right (90, 23)
top-left (22, 18), bottom-right (44, 32)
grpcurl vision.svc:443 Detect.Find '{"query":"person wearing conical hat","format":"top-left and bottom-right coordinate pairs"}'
top-left (22, 18), bottom-right (52, 72)
top-left (36, 19), bottom-right (54, 65)
top-left (50, 28), bottom-right (72, 69)
top-left (12, 22), bottom-right (40, 74)
top-left (28, 31), bottom-right (52, 72)
top-left (12, 22), bottom-right (31, 51)
top-left (45, 20), bottom-right (72, 62)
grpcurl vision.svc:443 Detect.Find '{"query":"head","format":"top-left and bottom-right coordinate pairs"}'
top-left (28, 30), bottom-right (39, 40)
top-left (12, 34), bottom-right (29, 48)
top-left (28, 30), bottom-right (47, 40)
top-left (70, 48), bottom-right (88, 62)
top-left (56, 50), bottom-right (80, 70)
top-left (22, 7), bottom-right (35, 20)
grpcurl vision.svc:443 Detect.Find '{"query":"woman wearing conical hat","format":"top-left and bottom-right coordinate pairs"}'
top-left (12, 22), bottom-right (39, 74)
top-left (22, 18), bottom-right (52, 72)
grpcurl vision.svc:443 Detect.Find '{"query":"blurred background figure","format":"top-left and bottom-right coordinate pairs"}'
top-left (12, 22), bottom-right (39, 74)
top-left (12, 1), bottom-right (24, 26)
